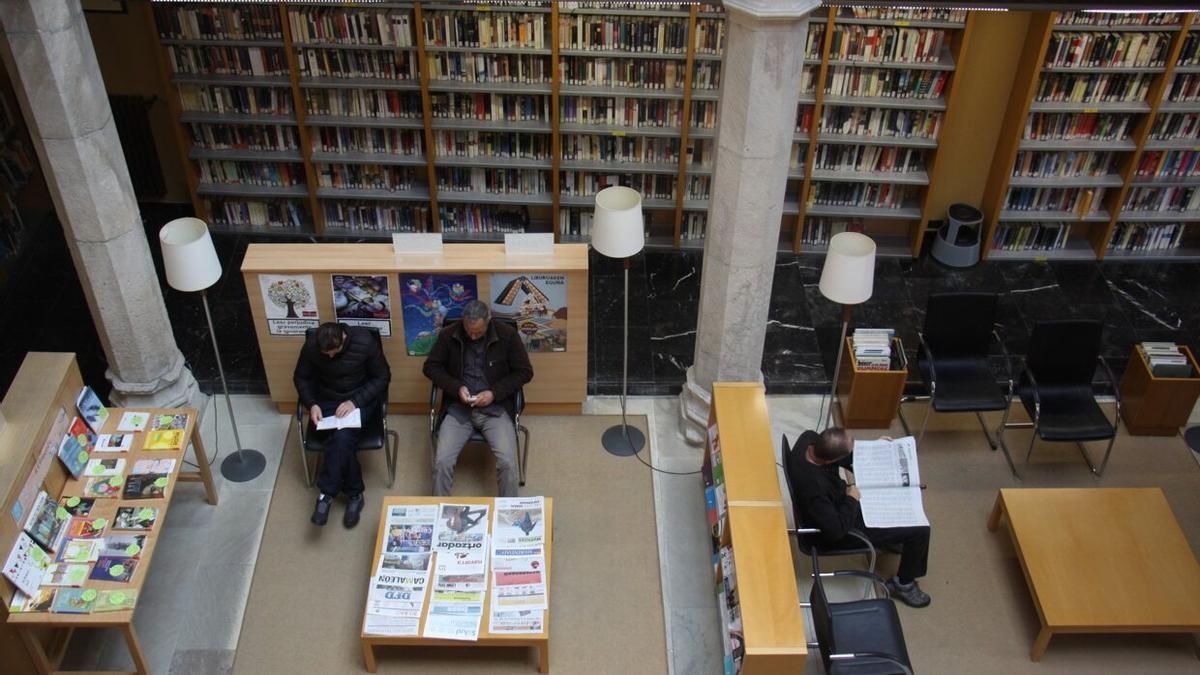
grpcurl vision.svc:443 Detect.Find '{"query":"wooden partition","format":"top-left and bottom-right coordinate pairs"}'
top-left (241, 243), bottom-right (588, 414)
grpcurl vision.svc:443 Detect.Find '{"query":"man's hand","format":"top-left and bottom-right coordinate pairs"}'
top-left (847, 485), bottom-right (862, 501)
top-left (472, 390), bottom-right (495, 407)
top-left (335, 400), bottom-right (357, 418)
top-left (310, 405), bottom-right (323, 423)
top-left (880, 436), bottom-right (894, 442)
top-left (459, 386), bottom-right (474, 404)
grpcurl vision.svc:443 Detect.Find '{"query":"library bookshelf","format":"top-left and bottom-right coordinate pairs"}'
top-left (982, 10), bottom-right (1200, 261)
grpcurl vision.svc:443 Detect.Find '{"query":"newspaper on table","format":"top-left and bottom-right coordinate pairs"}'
top-left (363, 504), bottom-right (437, 637)
top-left (851, 436), bottom-right (929, 528)
top-left (423, 503), bottom-right (492, 641)
top-left (489, 497), bottom-right (548, 634)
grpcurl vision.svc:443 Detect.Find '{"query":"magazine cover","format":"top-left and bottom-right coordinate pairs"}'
top-left (90, 556), bottom-right (137, 583)
top-left (259, 273), bottom-right (320, 335)
top-left (399, 273), bottom-right (478, 355)
top-left (122, 474), bottom-right (167, 500)
top-left (59, 496), bottom-right (95, 517)
top-left (75, 386), bottom-right (109, 433)
top-left (50, 587), bottom-right (96, 613)
top-left (332, 274), bottom-right (392, 337)
top-left (490, 273), bottom-right (568, 352)
top-left (57, 417), bottom-right (94, 478)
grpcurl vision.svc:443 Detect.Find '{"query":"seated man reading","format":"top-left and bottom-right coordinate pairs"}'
top-left (294, 322), bottom-right (391, 528)
top-left (787, 427), bottom-right (933, 608)
top-left (423, 300), bottom-right (533, 498)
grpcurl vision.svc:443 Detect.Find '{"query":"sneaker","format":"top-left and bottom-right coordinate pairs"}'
top-left (886, 577), bottom-right (931, 608)
top-left (311, 493), bottom-right (334, 526)
top-left (344, 493), bottom-right (365, 529)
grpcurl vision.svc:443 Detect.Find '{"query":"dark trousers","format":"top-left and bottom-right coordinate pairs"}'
top-left (861, 525), bottom-right (931, 584)
top-left (314, 402), bottom-right (364, 497)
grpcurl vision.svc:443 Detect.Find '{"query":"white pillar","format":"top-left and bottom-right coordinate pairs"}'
top-left (0, 1), bottom-right (200, 408)
top-left (679, 0), bottom-right (819, 443)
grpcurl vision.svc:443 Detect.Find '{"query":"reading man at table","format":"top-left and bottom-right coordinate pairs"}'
top-left (787, 427), bottom-right (933, 608)
top-left (294, 322), bottom-right (391, 528)
top-left (423, 300), bottom-right (533, 498)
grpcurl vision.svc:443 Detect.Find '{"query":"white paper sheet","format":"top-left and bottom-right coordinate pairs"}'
top-left (858, 486), bottom-right (929, 528)
top-left (315, 407), bottom-right (361, 431)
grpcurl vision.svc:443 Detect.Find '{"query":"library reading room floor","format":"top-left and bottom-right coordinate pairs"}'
top-left (60, 394), bottom-right (1200, 675)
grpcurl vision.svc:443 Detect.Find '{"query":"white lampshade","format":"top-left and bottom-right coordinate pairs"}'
top-left (818, 232), bottom-right (876, 305)
top-left (159, 217), bottom-right (222, 292)
top-left (592, 186), bottom-right (645, 259)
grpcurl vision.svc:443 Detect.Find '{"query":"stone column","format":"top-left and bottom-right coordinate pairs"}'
top-left (679, 0), bottom-right (819, 443)
top-left (0, 1), bottom-right (200, 408)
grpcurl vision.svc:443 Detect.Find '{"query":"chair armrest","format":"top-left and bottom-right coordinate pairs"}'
top-left (991, 329), bottom-right (1015, 397)
top-left (917, 333), bottom-right (937, 393)
top-left (787, 528), bottom-right (822, 537)
top-left (829, 653), bottom-right (913, 675)
top-left (1020, 366), bottom-right (1042, 414)
top-left (429, 386), bottom-right (442, 434)
top-left (1097, 355), bottom-right (1121, 429)
top-left (296, 401), bottom-right (304, 421)
top-left (844, 529), bottom-right (877, 557)
top-left (822, 569), bottom-right (890, 597)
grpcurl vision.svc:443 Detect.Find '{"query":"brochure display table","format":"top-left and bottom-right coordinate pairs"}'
top-left (1, 353), bottom-right (217, 675)
top-left (836, 337), bottom-right (908, 428)
top-left (1119, 345), bottom-right (1200, 436)
top-left (987, 488), bottom-right (1200, 661)
top-left (361, 496), bottom-right (553, 673)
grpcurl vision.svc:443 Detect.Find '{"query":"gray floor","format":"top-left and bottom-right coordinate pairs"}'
top-left (61, 394), bottom-right (1200, 675)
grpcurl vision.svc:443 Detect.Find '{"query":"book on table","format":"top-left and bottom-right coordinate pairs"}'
top-left (851, 436), bottom-right (929, 528)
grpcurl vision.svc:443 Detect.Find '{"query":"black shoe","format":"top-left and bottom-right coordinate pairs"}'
top-left (886, 577), bottom-right (931, 608)
top-left (344, 493), bottom-right (365, 529)
top-left (311, 493), bottom-right (333, 526)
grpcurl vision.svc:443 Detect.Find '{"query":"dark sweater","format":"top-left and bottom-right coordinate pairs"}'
top-left (293, 325), bottom-right (391, 411)
top-left (786, 430), bottom-right (863, 544)
top-left (422, 319), bottom-right (533, 420)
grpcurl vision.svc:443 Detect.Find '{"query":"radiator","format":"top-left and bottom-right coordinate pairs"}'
top-left (109, 95), bottom-right (166, 200)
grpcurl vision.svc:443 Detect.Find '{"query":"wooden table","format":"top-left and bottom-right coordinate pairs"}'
top-left (8, 407), bottom-right (218, 675)
top-left (361, 496), bottom-right (552, 673)
top-left (987, 488), bottom-right (1200, 661)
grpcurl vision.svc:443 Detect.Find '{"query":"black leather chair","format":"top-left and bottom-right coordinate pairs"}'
top-left (295, 327), bottom-right (398, 488)
top-left (996, 319), bottom-right (1120, 479)
top-left (809, 550), bottom-right (914, 675)
top-left (913, 292), bottom-right (1014, 447)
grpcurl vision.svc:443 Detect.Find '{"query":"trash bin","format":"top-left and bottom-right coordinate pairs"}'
top-left (931, 203), bottom-right (983, 267)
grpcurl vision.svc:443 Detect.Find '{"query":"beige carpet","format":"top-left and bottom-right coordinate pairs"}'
top-left (234, 414), bottom-right (665, 674)
top-left (835, 404), bottom-right (1200, 674)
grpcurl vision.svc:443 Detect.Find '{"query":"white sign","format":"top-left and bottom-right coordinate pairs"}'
top-left (504, 233), bottom-right (554, 256)
top-left (393, 232), bottom-right (443, 256)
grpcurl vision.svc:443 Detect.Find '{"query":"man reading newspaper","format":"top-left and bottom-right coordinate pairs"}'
top-left (786, 427), bottom-right (932, 608)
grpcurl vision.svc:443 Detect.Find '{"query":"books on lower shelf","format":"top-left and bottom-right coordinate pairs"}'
top-left (1108, 222), bottom-right (1187, 252)
top-left (1141, 342), bottom-right (1194, 378)
top-left (852, 328), bottom-right (896, 371)
top-left (992, 222), bottom-right (1073, 252)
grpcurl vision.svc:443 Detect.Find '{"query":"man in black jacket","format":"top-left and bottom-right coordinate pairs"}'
top-left (294, 322), bottom-right (391, 528)
top-left (423, 300), bottom-right (533, 497)
top-left (787, 427), bottom-right (932, 608)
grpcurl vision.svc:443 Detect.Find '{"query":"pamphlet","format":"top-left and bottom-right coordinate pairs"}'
top-left (3, 532), bottom-right (51, 596)
top-left (94, 589), bottom-right (138, 612)
top-left (83, 476), bottom-right (124, 499)
top-left (76, 386), bottom-right (110, 434)
top-left (90, 556), bottom-right (137, 582)
top-left (23, 491), bottom-right (68, 553)
top-left (51, 587), bottom-right (95, 613)
top-left (315, 408), bottom-right (362, 431)
top-left (363, 504), bottom-right (438, 637)
top-left (114, 506), bottom-right (158, 530)
top-left (58, 539), bottom-right (101, 564)
top-left (57, 417), bottom-right (94, 478)
top-left (851, 436), bottom-right (929, 528)
top-left (94, 434), bottom-right (134, 453)
top-left (42, 563), bottom-right (89, 587)
top-left (116, 411), bottom-right (150, 433)
top-left (142, 429), bottom-right (185, 451)
top-left (131, 458), bottom-right (177, 475)
top-left (84, 457), bottom-right (126, 478)
top-left (150, 413), bottom-right (189, 430)
top-left (123, 474), bottom-right (168, 500)
top-left (59, 496), bottom-right (95, 517)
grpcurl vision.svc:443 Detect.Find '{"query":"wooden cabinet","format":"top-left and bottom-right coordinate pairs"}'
top-left (836, 336), bottom-right (907, 428)
top-left (1119, 344), bottom-right (1200, 435)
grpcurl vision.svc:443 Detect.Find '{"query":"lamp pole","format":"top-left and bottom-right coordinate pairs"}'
top-left (202, 288), bottom-right (266, 482)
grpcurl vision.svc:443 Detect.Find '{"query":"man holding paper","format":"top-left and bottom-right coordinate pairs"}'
top-left (787, 427), bottom-right (932, 608)
top-left (294, 322), bottom-right (391, 527)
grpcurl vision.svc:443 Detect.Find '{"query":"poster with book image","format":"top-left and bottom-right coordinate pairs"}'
top-left (260, 273), bottom-right (320, 335)
top-left (851, 436), bottom-right (929, 528)
top-left (399, 273), bottom-right (478, 355)
top-left (75, 386), bottom-right (109, 433)
top-left (332, 274), bottom-right (392, 337)
top-left (489, 273), bottom-right (568, 352)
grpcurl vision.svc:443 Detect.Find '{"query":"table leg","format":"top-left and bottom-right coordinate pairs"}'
top-left (537, 641), bottom-right (549, 673)
top-left (18, 627), bottom-right (53, 675)
top-left (190, 426), bottom-right (220, 505)
top-left (121, 621), bottom-right (151, 675)
top-left (986, 493), bottom-right (1005, 532)
top-left (362, 640), bottom-right (378, 673)
top-left (1030, 625), bottom-right (1053, 662)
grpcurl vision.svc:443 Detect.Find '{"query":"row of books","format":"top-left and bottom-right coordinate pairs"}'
top-left (1044, 31), bottom-right (1170, 69)
top-left (304, 89), bottom-right (421, 119)
top-left (825, 26), bottom-right (950, 65)
top-left (1004, 186), bottom-right (1105, 214)
top-left (426, 12), bottom-right (547, 49)
top-left (198, 160), bottom-right (304, 187)
top-left (1166, 73), bottom-right (1200, 103)
top-left (852, 328), bottom-right (895, 371)
top-left (297, 48), bottom-right (418, 81)
top-left (168, 46), bottom-right (287, 77)
top-left (559, 96), bottom-right (691, 128)
top-left (812, 144), bottom-right (925, 174)
top-left (562, 135), bottom-right (680, 164)
top-left (992, 222), bottom-right (1073, 251)
top-left (1056, 11), bottom-right (1180, 27)
top-left (561, 172), bottom-right (674, 200)
top-left (824, 67), bottom-right (949, 100)
top-left (560, 58), bottom-right (721, 91)
top-left (788, 144), bottom-right (805, 170)
top-left (839, 7), bottom-right (966, 22)
top-left (431, 92), bottom-right (549, 122)
top-left (437, 167), bottom-right (550, 194)
top-left (1108, 222), bottom-right (1188, 252)
top-left (315, 127), bottom-right (422, 156)
top-left (1134, 150), bottom-right (1200, 179)
top-left (323, 202), bottom-right (428, 232)
top-left (558, 207), bottom-right (593, 238)
top-left (1034, 72), bottom-right (1152, 104)
top-left (428, 53), bottom-right (550, 84)
top-left (1123, 185), bottom-right (1200, 212)
top-left (188, 123), bottom-right (299, 152)
top-left (693, 18), bottom-right (726, 56)
top-left (317, 164), bottom-right (417, 191)
top-left (1150, 112), bottom-right (1200, 140)
top-left (806, 24), bottom-right (825, 61)
top-left (685, 175), bottom-right (710, 200)
top-left (558, 16), bottom-right (690, 54)
top-left (682, 212), bottom-right (706, 241)
top-left (440, 205), bottom-right (531, 233)
top-left (208, 198), bottom-right (307, 229)
top-left (178, 84), bottom-right (293, 116)
top-left (155, 4), bottom-right (282, 41)
top-left (808, 182), bottom-right (911, 209)
top-left (819, 106), bottom-right (943, 140)
top-left (1012, 150), bottom-right (1117, 179)
top-left (288, 8), bottom-right (414, 47)
top-left (800, 217), bottom-right (864, 246)
top-left (1180, 33), bottom-right (1200, 67)
top-left (1140, 342), bottom-right (1193, 378)
top-left (795, 105), bottom-right (812, 134)
top-left (436, 131), bottom-right (551, 160)
top-left (1023, 111), bottom-right (1131, 142)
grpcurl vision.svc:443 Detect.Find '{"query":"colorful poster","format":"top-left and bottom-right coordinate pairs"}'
top-left (259, 274), bottom-right (319, 336)
top-left (489, 273), bottom-right (568, 352)
top-left (399, 273), bottom-right (478, 356)
top-left (332, 274), bottom-right (392, 337)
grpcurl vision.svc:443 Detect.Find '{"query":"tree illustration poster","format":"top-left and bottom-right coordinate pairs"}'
top-left (489, 273), bottom-right (567, 352)
top-left (332, 274), bottom-right (393, 337)
top-left (258, 274), bottom-right (319, 336)
top-left (399, 273), bottom-right (478, 355)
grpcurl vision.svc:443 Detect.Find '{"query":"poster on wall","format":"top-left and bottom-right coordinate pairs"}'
top-left (332, 274), bottom-right (392, 337)
top-left (399, 273), bottom-right (479, 356)
top-left (259, 274), bottom-right (320, 336)
top-left (490, 273), bottom-right (567, 352)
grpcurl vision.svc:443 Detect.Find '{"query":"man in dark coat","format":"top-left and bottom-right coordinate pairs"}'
top-left (294, 322), bottom-right (390, 527)
top-left (787, 427), bottom-right (932, 608)
top-left (423, 300), bottom-right (533, 497)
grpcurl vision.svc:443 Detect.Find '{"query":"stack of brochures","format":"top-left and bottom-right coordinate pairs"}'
top-left (853, 328), bottom-right (895, 371)
top-left (1141, 342), bottom-right (1193, 378)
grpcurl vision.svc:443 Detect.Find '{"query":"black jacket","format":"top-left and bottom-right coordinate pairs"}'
top-left (293, 324), bottom-right (391, 411)
top-left (422, 319), bottom-right (533, 420)
top-left (786, 430), bottom-right (863, 544)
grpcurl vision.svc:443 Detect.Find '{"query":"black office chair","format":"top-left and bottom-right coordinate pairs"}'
top-left (809, 550), bottom-right (914, 675)
top-left (912, 292), bottom-right (1014, 447)
top-left (996, 319), bottom-right (1120, 480)
top-left (295, 327), bottom-right (398, 488)
top-left (428, 320), bottom-right (530, 487)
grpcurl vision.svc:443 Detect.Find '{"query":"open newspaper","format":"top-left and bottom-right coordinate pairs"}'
top-left (851, 436), bottom-right (929, 528)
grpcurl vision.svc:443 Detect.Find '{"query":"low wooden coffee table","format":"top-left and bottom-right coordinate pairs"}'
top-left (987, 488), bottom-right (1200, 661)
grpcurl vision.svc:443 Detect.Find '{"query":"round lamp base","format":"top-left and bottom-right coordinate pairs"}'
top-left (220, 449), bottom-right (267, 483)
top-left (601, 424), bottom-right (646, 457)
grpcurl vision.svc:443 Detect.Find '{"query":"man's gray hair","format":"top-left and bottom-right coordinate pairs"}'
top-left (462, 300), bottom-right (490, 322)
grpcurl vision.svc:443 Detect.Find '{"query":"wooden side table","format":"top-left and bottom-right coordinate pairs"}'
top-left (836, 337), bottom-right (908, 429)
top-left (1119, 345), bottom-right (1200, 436)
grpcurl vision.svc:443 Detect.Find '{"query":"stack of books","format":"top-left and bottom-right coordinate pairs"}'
top-left (853, 328), bottom-right (895, 371)
top-left (1142, 342), bottom-right (1193, 378)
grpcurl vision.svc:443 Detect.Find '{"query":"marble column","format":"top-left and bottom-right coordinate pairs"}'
top-left (679, 0), bottom-right (819, 443)
top-left (0, 1), bottom-right (200, 408)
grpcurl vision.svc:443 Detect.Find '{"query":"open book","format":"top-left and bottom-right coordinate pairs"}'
top-left (315, 408), bottom-right (361, 431)
top-left (851, 436), bottom-right (929, 528)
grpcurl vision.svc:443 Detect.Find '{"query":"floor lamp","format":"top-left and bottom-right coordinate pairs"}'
top-left (818, 232), bottom-right (877, 431)
top-left (159, 217), bottom-right (266, 482)
top-left (593, 186), bottom-right (646, 456)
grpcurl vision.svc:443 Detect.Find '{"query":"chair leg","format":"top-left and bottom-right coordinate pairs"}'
top-left (518, 425), bottom-right (530, 487)
top-left (976, 411), bottom-right (998, 449)
top-left (1076, 435), bottom-right (1116, 478)
top-left (916, 399), bottom-right (934, 447)
top-left (386, 430), bottom-right (399, 489)
top-left (1020, 423), bottom-right (1039, 480)
top-left (995, 406), bottom-right (1022, 479)
top-left (897, 401), bottom-right (912, 437)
